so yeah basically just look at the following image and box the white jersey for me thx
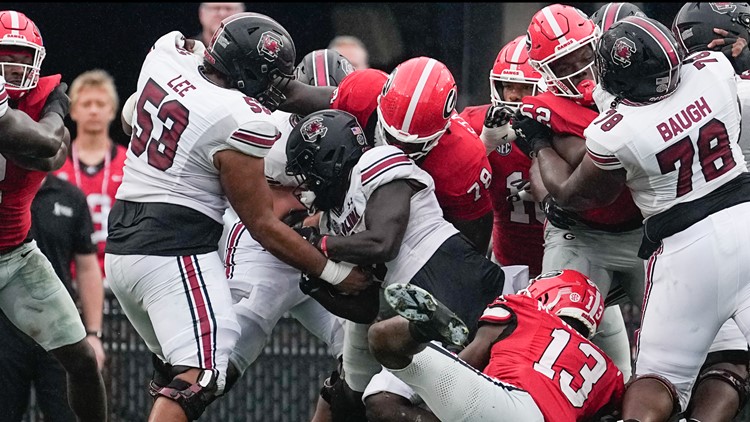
[585,51,746,219]
[320,145,458,283]
[116,31,280,223]
[264,110,300,187]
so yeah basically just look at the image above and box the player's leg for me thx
[363,367,437,422]
[289,298,346,360]
[1,242,106,422]
[0,315,36,422]
[109,252,240,421]
[687,321,749,422]
[34,348,77,421]
[624,217,733,421]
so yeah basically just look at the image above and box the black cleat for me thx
[384,283,469,347]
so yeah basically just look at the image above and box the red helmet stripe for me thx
[402,58,437,132]
[626,16,679,67]
[603,3,619,32]
[313,49,329,87]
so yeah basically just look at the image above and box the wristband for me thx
[320,235,329,257]
[318,260,355,286]
[480,124,516,155]
[86,329,103,339]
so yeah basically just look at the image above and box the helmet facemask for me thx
[489,77,540,110]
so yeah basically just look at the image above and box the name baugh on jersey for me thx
[656,96,712,142]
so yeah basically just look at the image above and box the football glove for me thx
[480,105,516,155]
[506,178,533,203]
[292,226,323,250]
[41,82,70,119]
[512,108,553,158]
[540,194,579,230]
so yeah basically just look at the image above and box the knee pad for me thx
[628,374,681,419]
[150,369,219,421]
[326,374,367,422]
[149,354,173,398]
[693,367,750,415]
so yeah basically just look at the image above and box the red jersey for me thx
[419,113,492,221]
[522,92,642,231]
[333,73,492,221]
[0,75,62,250]
[480,294,624,422]
[460,105,544,275]
[55,143,127,275]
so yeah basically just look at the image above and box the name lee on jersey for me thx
[167,75,196,97]
[656,96,712,142]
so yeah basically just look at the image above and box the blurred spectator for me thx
[0,174,103,421]
[55,70,127,282]
[328,35,370,69]
[192,2,246,46]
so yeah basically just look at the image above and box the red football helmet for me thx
[490,35,542,109]
[0,10,45,100]
[526,4,600,106]
[524,269,604,339]
[376,57,457,160]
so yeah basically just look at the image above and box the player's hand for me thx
[506,178,533,203]
[86,335,106,371]
[484,104,513,128]
[512,108,553,158]
[333,265,372,295]
[292,225,323,249]
[41,82,70,119]
[540,194,579,230]
[481,105,517,154]
[707,28,750,73]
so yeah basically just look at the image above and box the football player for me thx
[108,13,370,421]
[459,35,545,277]
[513,3,645,381]
[524,15,750,421]
[219,48,355,395]
[0,11,107,421]
[368,270,623,422]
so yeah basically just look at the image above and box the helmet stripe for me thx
[627,16,679,67]
[402,58,437,133]
[509,36,526,71]
[314,49,329,87]
[541,6,569,45]
[9,10,19,35]
[603,3,619,32]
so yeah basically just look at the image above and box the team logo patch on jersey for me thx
[496,143,512,156]
[443,88,457,119]
[257,31,283,62]
[611,37,636,68]
[710,2,737,14]
[300,117,328,142]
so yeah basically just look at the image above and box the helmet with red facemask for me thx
[490,35,542,109]
[526,4,600,106]
[0,10,45,100]
[376,57,458,160]
[524,269,604,339]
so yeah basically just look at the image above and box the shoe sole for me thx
[384,283,469,346]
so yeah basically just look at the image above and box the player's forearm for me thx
[75,254,104,333]
[0,110,65,158]
[325,231,400,266]
[252,216,328,276]
[536,147,596,210]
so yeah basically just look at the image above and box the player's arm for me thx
[5,125,70,171]
[458,323,506,370]
[216,149,371,294]
[277,78,336,116]
[75,252,105,369]
[447,212,493,254]
[121,92,137,137]
[535,145,626,211]
[325,179,418,266]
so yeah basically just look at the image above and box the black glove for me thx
[484,104,514,128]
[41,82,70,119]
[292,226,323,250]
[506,178,532,203]
[512,108,553,158]
[540,194,579,230]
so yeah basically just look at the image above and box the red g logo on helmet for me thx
[300,116,328,143]
[257,31,283,62]
[611,37,636,68]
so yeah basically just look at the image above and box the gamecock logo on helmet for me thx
[710,3,738,14]
[257,31,283,62]
[300,117,328,143]
[611,37,636,68]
